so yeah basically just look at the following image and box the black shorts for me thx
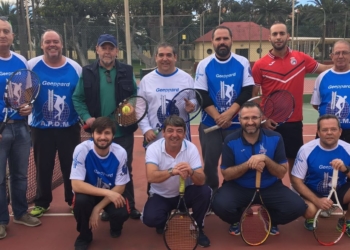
[312,182,350,210]
[275,121,303,159]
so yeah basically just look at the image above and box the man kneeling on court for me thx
[70,117,130,250]
[291,114,350,236]
[142,115,211,248]
[211,101,307,236]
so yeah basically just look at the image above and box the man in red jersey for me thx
[252,22,332,178]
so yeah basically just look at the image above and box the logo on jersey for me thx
[41,89,70,127]
[290,57,297,65]
[121,163,128,176]
[72,151,83,168]
[259,144,267,154]
[215,81,237,112]
[196,73,203,81]
[268,61,275,66]
[326,91,350,119]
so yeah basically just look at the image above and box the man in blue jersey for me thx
[142,115,211,247]
[29,30,82,218]
[0,17,41,239]
[194,25,254,194]
[311,40,350,142]
[291,115,350,235]
[72,34,141,220]
[212,102,306,236]
[70,117,130,250]
[138,42,196,146]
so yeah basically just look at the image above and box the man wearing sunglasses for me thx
[72,34,141,220]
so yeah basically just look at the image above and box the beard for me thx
[93,139,113,150]
[242,124,260,135]
[215,44,231,58]
[271,40,288,51]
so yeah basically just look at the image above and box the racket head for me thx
[115,95,148,126]
[313,169,345,246]
[167,88,202,123]
[5,69,41,109]
[163,206,199,250]
[263,90,295,125]
[240,171,271,246]
[240,203,271,246]
[313,204,345,246]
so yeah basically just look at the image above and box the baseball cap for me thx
[97,34,118,47]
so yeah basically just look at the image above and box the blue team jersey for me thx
[311,69,350,129]
[221,128,287,188]
[28,56,82,128]
[70,140,130,189]
[0,51,28,121]
[293,139,349,196]
[195,53,254,128]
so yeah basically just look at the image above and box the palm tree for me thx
[0,1,17,24]
[252,0,292,27]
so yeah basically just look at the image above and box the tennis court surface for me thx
[3,124,349,250]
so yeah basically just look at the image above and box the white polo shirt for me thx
[146,138,202,198]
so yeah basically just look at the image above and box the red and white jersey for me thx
[252,48,318,122]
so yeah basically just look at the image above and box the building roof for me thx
[195,22,270,42]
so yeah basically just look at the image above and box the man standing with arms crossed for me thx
[195,25,254,194]
[29,30,82,217]
[72,34,141,219]
[252,22,331,176]
[0,16,41,240]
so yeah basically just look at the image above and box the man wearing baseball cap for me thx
[73,34,141,224]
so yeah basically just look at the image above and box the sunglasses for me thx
[0,16,9,21]
[105,70,112,84]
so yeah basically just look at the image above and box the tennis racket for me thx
[240,171,271,246]
[0,69,41,134]
[313,169,346,246]
[82,95,148,130]
[143,88,202,147]
[203,90,295,134]
[163,177,199,250]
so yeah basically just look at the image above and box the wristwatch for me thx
[168,168,174,176]
[342,166,350,174]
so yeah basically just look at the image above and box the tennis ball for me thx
[122,106,130,114]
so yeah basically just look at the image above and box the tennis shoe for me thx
[198,230,210,247]
[0,225,6,239]
[337,218,350,237]
[229,222,240,236]
[13,213,41,227]
[269,225,280,235]
[320,210,331,218]
[304,219,314,231]
[30,206,50,218]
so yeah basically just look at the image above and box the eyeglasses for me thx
[240,116,261,122]
[332,51,350,57]
[0,16,9,21]
[105,70,112,84]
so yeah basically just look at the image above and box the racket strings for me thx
[116,96,148,126]
[167,89,201,123]
[241,204,271,246]
[314,207,345,245]
[6,70,40,109]
[263,91,294,123]
[164,214,198,250]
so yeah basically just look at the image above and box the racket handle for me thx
[142,129,160,148]
[179,177,185,194]
[0,123,6,135]
[203,125,220,134]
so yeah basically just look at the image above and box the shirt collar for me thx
[268,47,292,59]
